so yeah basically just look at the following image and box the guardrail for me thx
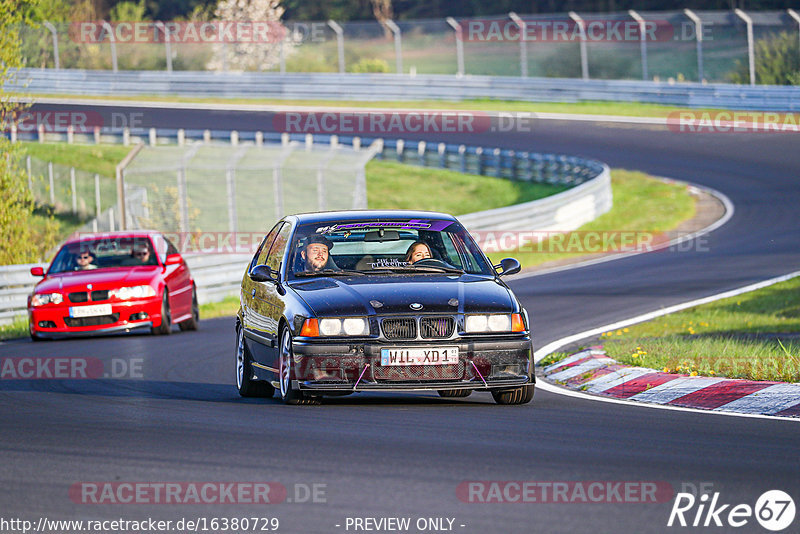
[9,69,800,111]
[2,128,611,326]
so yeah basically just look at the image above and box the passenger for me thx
[405,241,432,264]
[122,245,154,266]
[301,234,334,272]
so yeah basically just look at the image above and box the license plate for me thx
[380,347,459,366]
[69,304,112,318]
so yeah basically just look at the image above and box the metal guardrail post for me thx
[568,12,589,80]
[684,9,704,82]
[154,21,173,72]
[101,21,118,72]
[446,17,464,77]
[629,10,648,81]
[327,20,345,74]
[42,22,59,70]
[508,12,527,78]
[385,19,403,74]
[735,9,755,86]
[788,10,800,67]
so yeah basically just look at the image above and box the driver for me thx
[405,241,432,264]
[301,234,334,272]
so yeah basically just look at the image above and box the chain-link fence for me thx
[121,141,376,234]
[25,155,117,232]
[18,10,800,83]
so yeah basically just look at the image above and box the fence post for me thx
[438,143,446,168]
[70,167,77,213]
[38,124,45,143]
[353,137,361,151]
[26,155,32,193]
[94,174,101,220]
[508,12,527,78]
[256,131,263,146]
[396,139,404,162]
[493,148,501,177]
[629,10,648,81]
[154,21,173,72]
[385,19,403,74]
[123,128,130,146]
[446,17,464,76]
[684,9,704,82]
[735,9,755,86]
[417,141,426,165]
[48,162,55,205]
[94,126,101,144]
[67,125,74,144]
[568,12,589,80]
[115,143,143,231]
[149,128,157,146]
[101,21,118,72]
[327,20,345,73]
[305,133,313,151]
[476,147,484,175]
[177,129,185,146]
[231,130,239,146]
[10,123,16,143]
[788,10,800,68]
[458,144,466,173]
[43,22,60,70]
[203,129,211,143]
[109,207,115,232]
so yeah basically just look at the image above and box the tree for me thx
[0,0,59,264]
[729,31,800,85]
[207,0,298,72]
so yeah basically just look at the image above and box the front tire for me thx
[278,328,320,405]
[491,384,534,405]
[179,285,199,331]
[151,291,171,335]
[236,323,274,398]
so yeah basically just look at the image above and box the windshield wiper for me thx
[294,269,365,277]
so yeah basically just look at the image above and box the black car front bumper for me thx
[291,336,533,391]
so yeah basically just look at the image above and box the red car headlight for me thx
[31,292,63,306]
[110,285,156,300]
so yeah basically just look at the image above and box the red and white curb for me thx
[542,348,800,418]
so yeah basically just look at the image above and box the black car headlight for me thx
[300,317,370,337]
[464,313,525,333]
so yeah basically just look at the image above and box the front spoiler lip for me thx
[296,376,533,392]
[32,321,153,339]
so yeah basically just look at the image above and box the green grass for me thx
[0,316,29,341]
[199,295,240,319]
[487,170,696,268]
[20,142,133,177]
[366,160,568,215]
[15,93,744,119]
[548,276,800,382]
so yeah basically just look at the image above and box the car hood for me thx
[35,267,159,293]
[288,274,516,316]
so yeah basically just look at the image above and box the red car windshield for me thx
[49,237,158,273]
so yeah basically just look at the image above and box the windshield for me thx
[288,218,494,278]
[49,237,158,274]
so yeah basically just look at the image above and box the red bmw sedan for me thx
[28,231,198,340]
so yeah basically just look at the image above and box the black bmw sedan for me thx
[235,210,534,405]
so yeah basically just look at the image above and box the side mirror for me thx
[30,266,45,277]
[250,264,277,283]
[165,253,182,266]
[494,257,521,277]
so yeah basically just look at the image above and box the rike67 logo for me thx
[668,489,795,531]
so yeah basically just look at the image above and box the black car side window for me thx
[250,222,283,273]
[265,223,292,273]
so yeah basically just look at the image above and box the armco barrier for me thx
[8,69,800,111]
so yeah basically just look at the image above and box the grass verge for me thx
[546,276,800,382]
[367,160,567,215]
[487,170,696,268]
[16,94,736,119]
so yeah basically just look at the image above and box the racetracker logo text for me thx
[457,481,674,503]
[70,482,287,504]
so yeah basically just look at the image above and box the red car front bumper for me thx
[29,296,163,338]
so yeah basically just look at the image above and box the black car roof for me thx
[289,210,459,225]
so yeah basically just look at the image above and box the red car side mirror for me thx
[30,266,45,277]
[165,254,182,266]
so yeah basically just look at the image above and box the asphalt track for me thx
[2,103,799,533]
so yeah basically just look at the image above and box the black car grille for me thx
[91,290,109,301]
[420,317,455,339]
[64,314,119,327]
[381,318,416,340]
[68,290,109,302]
[68,292,88,303]
[373,360,464,381]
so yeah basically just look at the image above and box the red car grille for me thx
[68,290,109,302]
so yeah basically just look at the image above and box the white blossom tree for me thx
[207,0,298,72]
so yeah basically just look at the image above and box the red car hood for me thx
[35,267,159,293]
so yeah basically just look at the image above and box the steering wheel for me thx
[412,258,453,268]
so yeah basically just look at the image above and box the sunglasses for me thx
[135,251,149,256]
